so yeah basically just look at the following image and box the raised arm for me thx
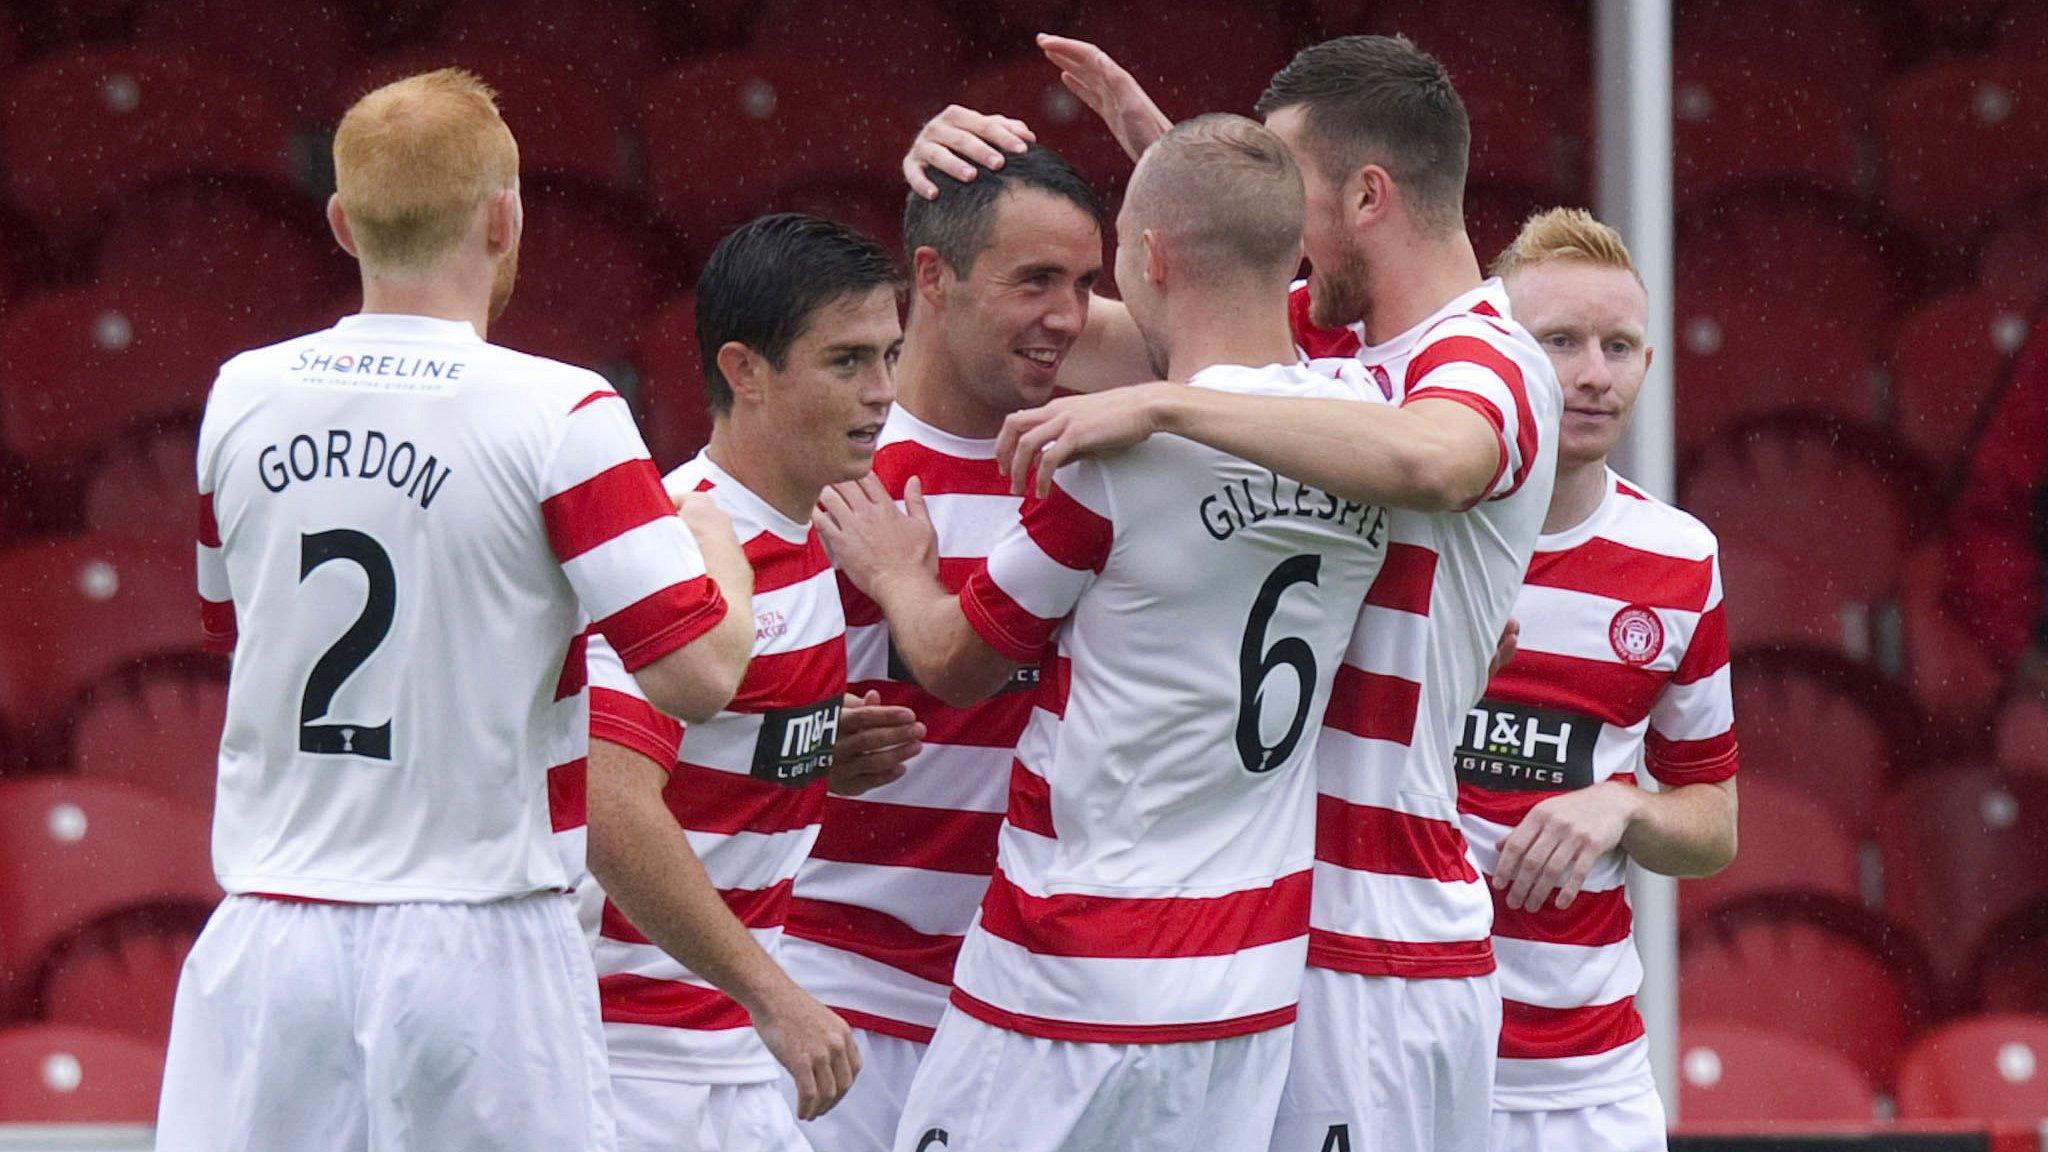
[815,475,1019,707]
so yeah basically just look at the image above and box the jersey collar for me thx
[333,313,485,343]
[1361,278,1514,363]
[681,451,814,545]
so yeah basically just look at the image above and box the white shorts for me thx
[615,1074,811,1152]
[781,1027,925,1152]
[156,892,614,1152]
[1489,1086,1667,1152]
[1271,968,1500,1152]
[893,1005,1293,1152]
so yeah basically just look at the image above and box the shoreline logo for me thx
[1607,604,1664,667]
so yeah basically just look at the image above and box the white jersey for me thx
[195,313,725,903]
[568,453,847,1084]
[1458,471,1737,1111]
[782,408,1031,1044]
[950,361,1389,1042]
[1291,279,1564,979]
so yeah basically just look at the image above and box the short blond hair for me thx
[1490,207,1639,282]
[333,68,519,269]
[1128,113,1305,282]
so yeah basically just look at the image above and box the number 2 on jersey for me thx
[298,529,395,759]
[1235,554,1322,774]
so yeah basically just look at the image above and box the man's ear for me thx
[485,187,520,256]
[1352,164,1394,230]
[1642,344,1655,374]
[327,195,358,258]
[716,341,768,406]
[1141,228,1168,289]
[912,246,953,311]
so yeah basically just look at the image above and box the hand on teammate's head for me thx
[904,105,1037,199]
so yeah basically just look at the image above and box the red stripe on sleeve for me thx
[1498,997,1645,1061]
[1406,386,1509,509]
[1005,759,1056,839]
[541,458,676,563]
[1323,665,1420,746]
[198,494,221,547]
[1315,794,1479,882]
[199,598,237,653]
[568,389,619,414]
[599,974,752,1031]
[553,631,588,702]
[590,576,729,673]
[1364,543,1438,615]
[1404,333,1538,498]
[1674,603,1730,684]
[959,570,1061,664]
[1645,729,1739,786]
[977,868,1310,959]
[590,685,684,769]
[1021,482,1113,574]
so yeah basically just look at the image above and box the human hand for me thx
[902,104,1038,199]
[996,383,1173,498]
[830,690,924,796]
[1037,34,1173,161]
[1491,781,1643,912]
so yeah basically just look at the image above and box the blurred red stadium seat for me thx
[635,294,716,472]
[1887,287,2035,470]
[37,905,206,1046]
[0,1023,164,1123]
[641,55,921,251]
[65,660,225,819]
[1880,56,2048,241]
[778,177,907,266]
[957,58,1141,200]
[433,0,665,113]
[1880,766,2048,984]
[1680,416,1924,657]
[1996,690,2048,779]
[1969,900,2048,1016]
[133,0,357,117]
[1673,54,1865,209]
[1680,776,1863,923]
[1899,537,2006,731]
[1681,901,1931,1087]
[0,47,294,236]
[0,777,216,1016]
[1068,2,1294,122]
[91,178,345,320]
[1456,69,1587,200]
[1323,0,1586,116]
[748,0,970,112]
[1678,1021,1877,1124]
[0,285,313,481]
[0,536,206,744]
[1896,1014,2048,1122]
[1728,648,1903,835]
[1464,183,1560,273]
[489,191,664,377]
[1673,0,1891,99]
[1973,192,2048,300]
[1712,538,1873,656]
[334,51,627,189]
[81,422,203,549]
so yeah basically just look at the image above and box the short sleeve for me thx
[1401,330,1540,506]
[958,461,1113,663]
[587,630,685,769]
[540,389,728,672]
[1645,553,1739,786]
[194,394,236,653]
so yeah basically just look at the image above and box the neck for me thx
[1544,455,1609,534]
[892,313,1008,440]
[1161,287,1300,382]
[705,421,821,526]
[1359,230,1483,346]
[357,269,493,340]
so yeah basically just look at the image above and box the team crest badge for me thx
[1608,605,1664,667]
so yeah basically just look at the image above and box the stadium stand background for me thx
[0,0,2043,1141]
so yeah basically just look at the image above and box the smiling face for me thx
[935,187,1102,418]
[755,285,903,488]
[1505,259,1652,470]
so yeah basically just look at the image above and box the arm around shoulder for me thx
[630,495,755,723]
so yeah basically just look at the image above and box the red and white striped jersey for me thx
[566,452,847,1084]
[782,408,1032,1043]
[951,361,1390,1043]
[195,313,725,903]
[1292,280,1564,980]
[1456,471,1737,1111]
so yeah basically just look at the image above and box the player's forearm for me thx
[868,569,1015,707]
[585,742,803,1016]
[1148,388,1493,511]
[643,516,754,722]
[1620,778,1738,878]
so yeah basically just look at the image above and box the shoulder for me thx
[1192,361,1367,402]
[477,345,622,416]
[1610,475,1721,561]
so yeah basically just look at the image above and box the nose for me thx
[863,361,896,408]
[1041,289,1087,337]
[1573,349,1613,395]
